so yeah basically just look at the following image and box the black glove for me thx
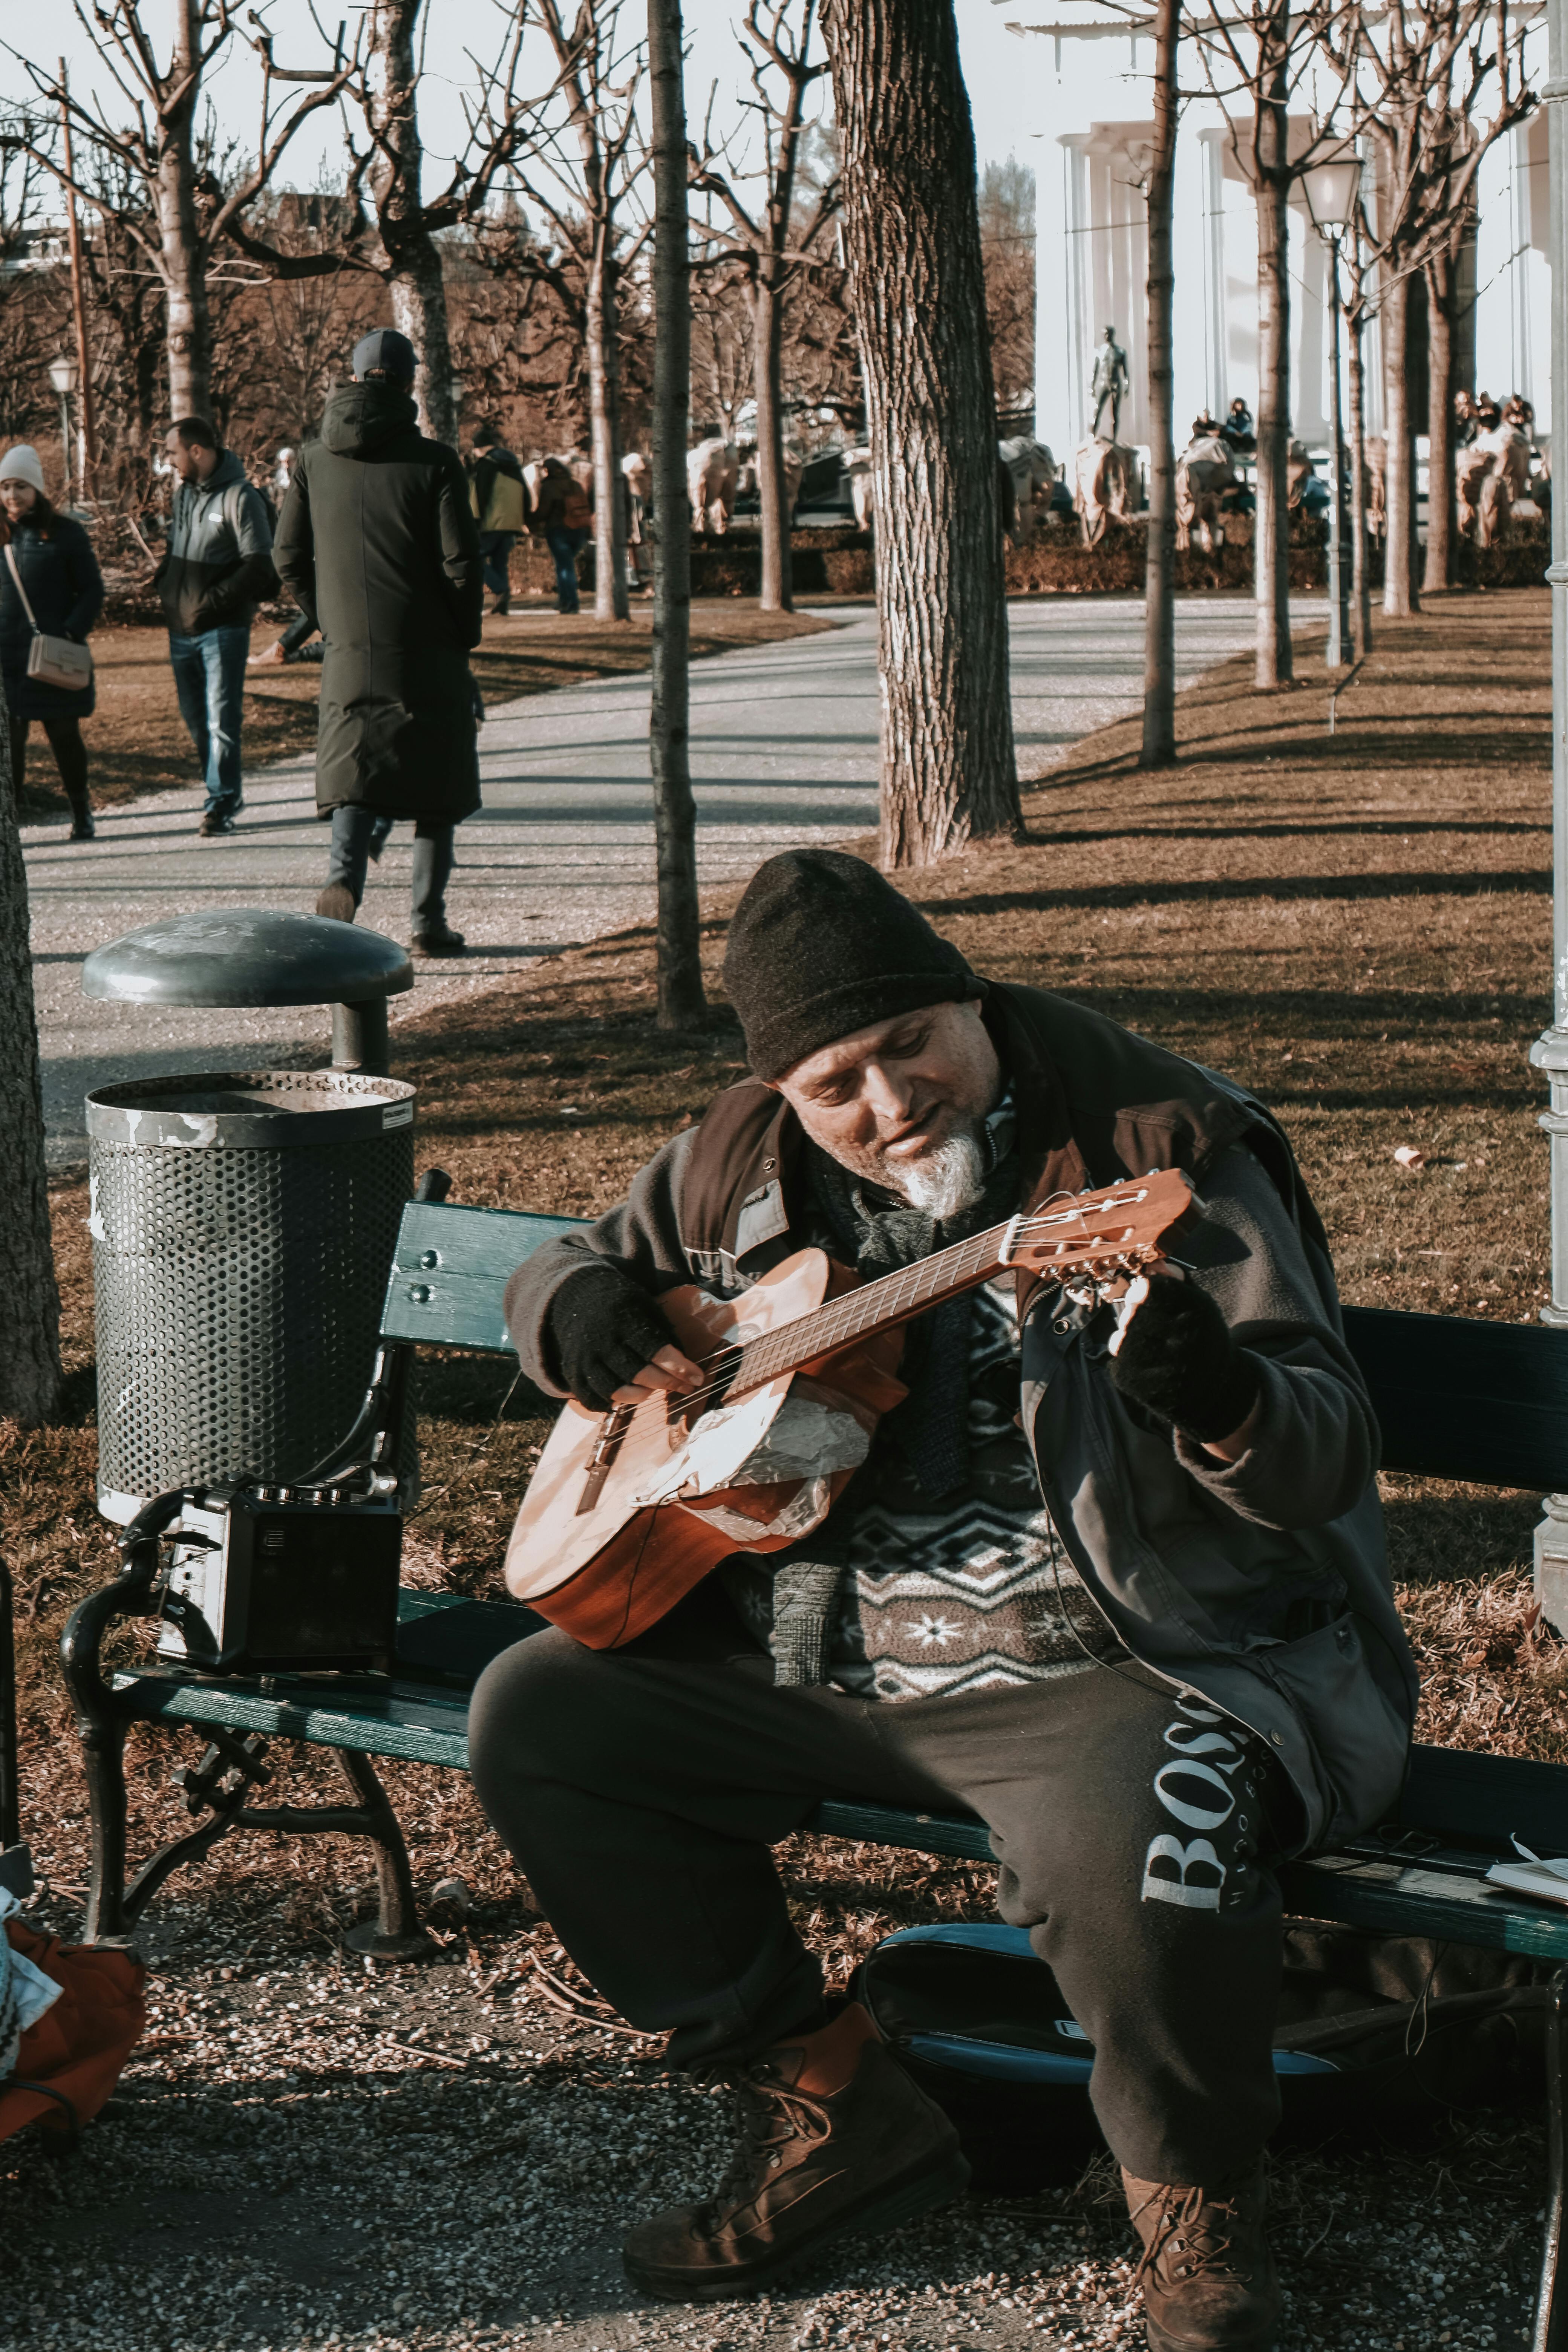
[1107,1273,1262,1446]
[547,1262,679,1411]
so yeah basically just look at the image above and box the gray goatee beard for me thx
[885,1116,988,1219]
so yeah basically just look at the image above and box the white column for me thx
[1200,130,1228,419]
[1170,126,1211,432]
[1035,100,1076,459]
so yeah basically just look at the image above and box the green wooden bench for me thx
[58,1175,1568,2340]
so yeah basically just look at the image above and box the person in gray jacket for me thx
[158,418,277,835]
[470,850,1414,2349]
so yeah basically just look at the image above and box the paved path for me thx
[24,597,1314,1158]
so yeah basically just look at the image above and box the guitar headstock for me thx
[1000,1168,1198,1281]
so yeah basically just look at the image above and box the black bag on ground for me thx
[853,1921,1550,2193]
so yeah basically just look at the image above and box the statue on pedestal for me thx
[1090,326,1130,440]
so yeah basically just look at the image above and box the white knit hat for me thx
[0,444,46,495]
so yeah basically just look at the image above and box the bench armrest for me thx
[59,1496,179,1722]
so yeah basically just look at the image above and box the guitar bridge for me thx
[576,1404,633,1516]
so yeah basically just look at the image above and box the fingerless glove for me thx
[1108,1275,1262,1446]
[547,1263,678,1411]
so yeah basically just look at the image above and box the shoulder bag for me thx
[3,543,93,693]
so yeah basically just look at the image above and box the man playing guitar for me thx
[470,850,1415,2352]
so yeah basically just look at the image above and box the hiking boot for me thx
[316,884,357,923]
[199,811,234,836]
[622,2003,969,2304]
[68,808,95,841]
[1123,2164,1280,2351]
[411,922,466,957]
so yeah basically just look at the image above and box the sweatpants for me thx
[469,1583,1298,2187]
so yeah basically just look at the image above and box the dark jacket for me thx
[504,983,1417,1853]
[274,383,483,823]
[156,450,277,638]
[0,507,104,720]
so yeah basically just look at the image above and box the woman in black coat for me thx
[0,444,104,839]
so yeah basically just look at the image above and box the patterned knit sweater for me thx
[827,1277,1117,1700]
[725,1095,1119,1701]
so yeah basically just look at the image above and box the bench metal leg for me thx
[74,1717,431,1963]
[1534,1964,1568,2352]
[72,1648,135,1945]
[333,1749,429,1961]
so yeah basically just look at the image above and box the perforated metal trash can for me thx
[88,1070,415,1524]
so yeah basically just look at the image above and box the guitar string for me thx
[609,1199,1167,1434]
[595,1191,1173,1440]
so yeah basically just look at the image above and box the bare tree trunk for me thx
[1253,78,1293,689]
[1424,254,1454,594]
[368,0,457,446]
[1140,0,1179,768]
[0,724,62,1425]
[586,236,631,622]
[159,0,214,419]
[1346,295,1373,656]
[822,0,1020,866]
[648,0,705,1027]
[754,279,793,613]
[1381,268,1418,615]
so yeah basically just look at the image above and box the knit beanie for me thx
[724,850,980,1080]
[0,445,46,496]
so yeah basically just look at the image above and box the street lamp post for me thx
[1303,155,1363,668]
[47,354,78,509]
[1531,0,1568,1626]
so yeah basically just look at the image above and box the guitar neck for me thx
[726,1220,1017,1396]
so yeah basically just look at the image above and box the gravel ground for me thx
[0,1871,1545,2352]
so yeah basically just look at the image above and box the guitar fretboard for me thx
[724,1221,1015,1396]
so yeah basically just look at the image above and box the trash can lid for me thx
[81,910,414,1008]
[86,1068,415,1149]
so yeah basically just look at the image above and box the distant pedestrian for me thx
[621,452,653,595]
[158,417,278,836]
[274,326,483,959]
[468,423,529,616]
[0,443,103,839]
[530,456,591,615]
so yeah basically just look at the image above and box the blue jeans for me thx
[479,531,515,601]
[168,624,250,817]
[326,804,456,934]
[544,525,588,612]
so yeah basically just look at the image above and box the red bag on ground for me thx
[0,1920,146,2146]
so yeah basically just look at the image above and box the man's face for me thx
[165,430,213,482]
[772,998,1001,1206]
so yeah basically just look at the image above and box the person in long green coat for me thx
[274,328,483,957]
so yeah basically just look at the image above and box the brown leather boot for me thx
[622,2003,969,2303]
[1123,2163,1280,2350]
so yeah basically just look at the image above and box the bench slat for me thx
[112,1663,473,1771]
[1342,1304,1568,1491]
[381,1202,588,1354]
[1282,1851,1568,1960]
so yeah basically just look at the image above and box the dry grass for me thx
[13,603,826,816]
[5,586,1561,1967]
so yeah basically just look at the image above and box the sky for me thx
[4,1,1043,203]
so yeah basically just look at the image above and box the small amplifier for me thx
[155,1482,403,1675]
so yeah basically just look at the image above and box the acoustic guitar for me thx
[504,1167,1198,1647]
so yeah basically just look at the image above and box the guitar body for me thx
[504,1248,907,1648]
